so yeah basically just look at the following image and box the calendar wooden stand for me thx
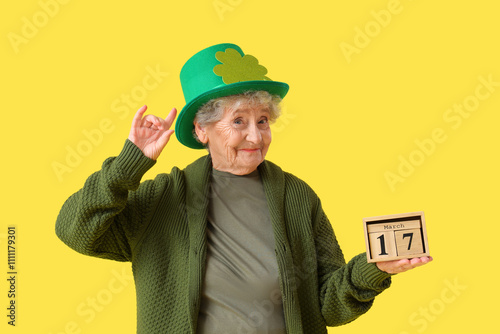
[363,211,430,263]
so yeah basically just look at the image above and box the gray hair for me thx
[193,90,282,144]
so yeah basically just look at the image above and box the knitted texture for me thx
[56,139,392,333]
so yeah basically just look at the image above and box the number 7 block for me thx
[363,211,430,263]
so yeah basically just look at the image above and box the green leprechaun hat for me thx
[175,43,289,149]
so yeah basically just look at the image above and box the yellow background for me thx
[1,0,498,333]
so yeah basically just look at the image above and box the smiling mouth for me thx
[239,148,260,152]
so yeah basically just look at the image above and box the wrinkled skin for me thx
[194,101,272,175]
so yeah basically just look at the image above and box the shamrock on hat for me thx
[213,48,271,84]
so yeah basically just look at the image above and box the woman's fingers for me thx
[152,109,177,152]
[164,108,178,128]
[128,105,178,160]
[156,129,175,150]
[376,256,433,274]
[131,105,148,129]
[134,107,177,130]
[410,256,433,268]
[142,114,162,130]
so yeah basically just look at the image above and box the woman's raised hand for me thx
[128,105,177,160]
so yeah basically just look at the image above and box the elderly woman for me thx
[56,43,432,334]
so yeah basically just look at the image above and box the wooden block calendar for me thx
[363,212,430,263]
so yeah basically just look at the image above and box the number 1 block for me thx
[363,212,430,263]
[368,231,397,259]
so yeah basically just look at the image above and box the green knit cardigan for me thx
[55,140,392,333]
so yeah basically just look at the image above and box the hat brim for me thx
[175,80,289,149]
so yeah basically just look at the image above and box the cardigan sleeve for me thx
[314,204,392,326]
[55,139,162,262]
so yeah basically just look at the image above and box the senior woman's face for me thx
[194,100,272,175]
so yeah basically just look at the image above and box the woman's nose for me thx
[246,124,262,143]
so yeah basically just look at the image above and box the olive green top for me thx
[198,168,285,333]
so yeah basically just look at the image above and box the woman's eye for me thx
[259,118,268,124]
[234,118,243,125]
